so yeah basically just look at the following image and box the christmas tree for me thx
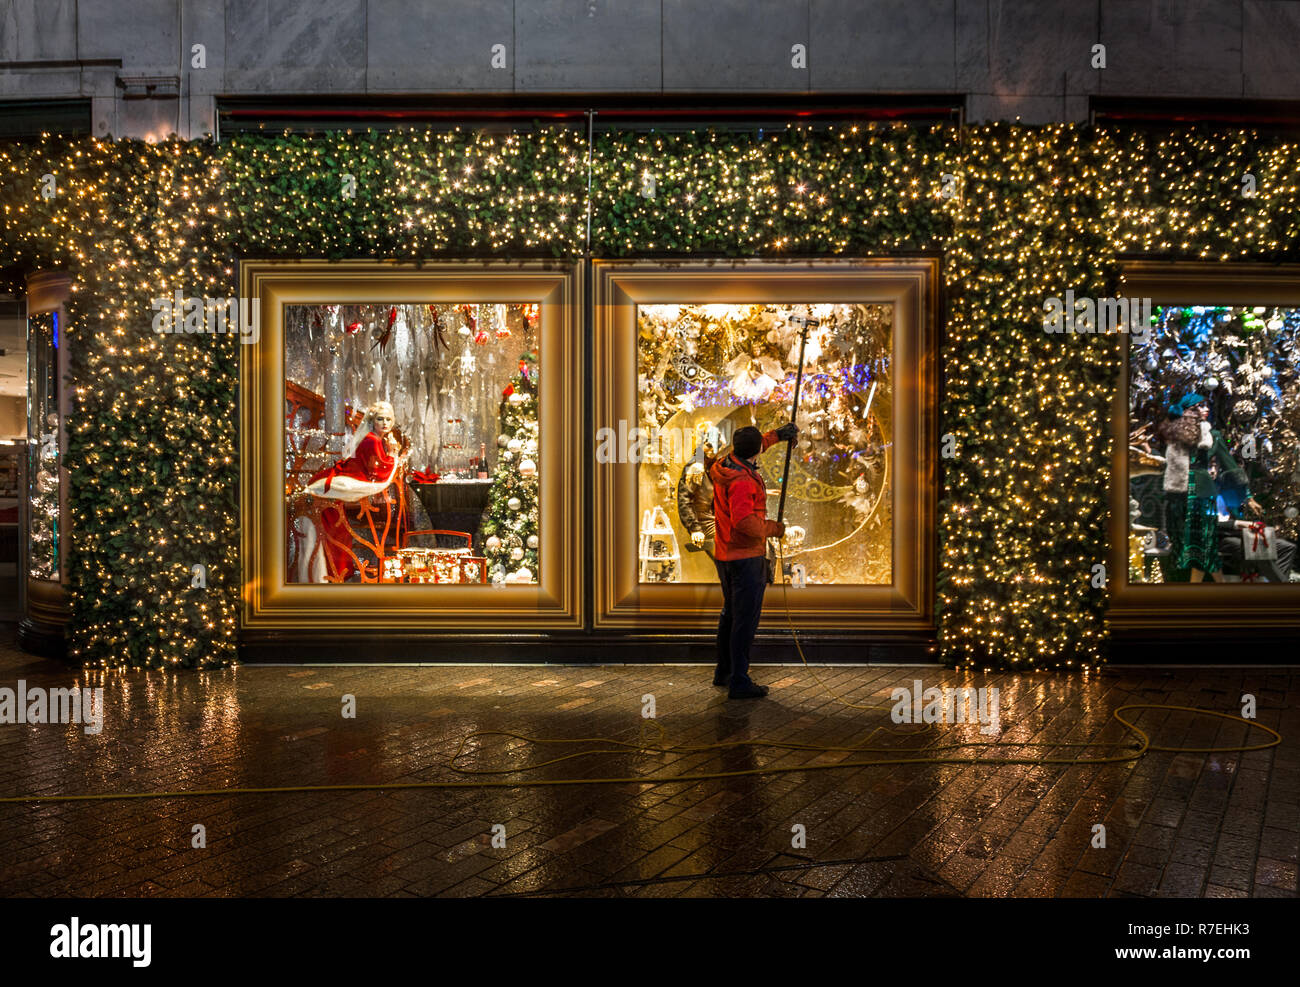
[479,352,540,583]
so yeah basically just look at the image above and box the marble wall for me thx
[0,0,1297,137]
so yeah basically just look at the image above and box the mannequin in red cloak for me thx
[300,400,437,581]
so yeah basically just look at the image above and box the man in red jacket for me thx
[710,422,798,699]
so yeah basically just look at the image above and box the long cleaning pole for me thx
[775,320,813,525]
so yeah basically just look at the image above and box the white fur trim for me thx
[1163,442,1190,493]
[303,456,401,501]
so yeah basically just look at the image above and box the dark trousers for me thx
[1219,531,1297,584]
[713,555,768,687]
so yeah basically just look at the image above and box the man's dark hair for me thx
[732,426,763,460]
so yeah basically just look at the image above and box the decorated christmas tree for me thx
[479,352,540,583]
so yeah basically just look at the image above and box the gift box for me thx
[392,548,488,583]
[1242,523,1278,561]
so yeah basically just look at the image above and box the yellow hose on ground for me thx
[0,543,1282,805]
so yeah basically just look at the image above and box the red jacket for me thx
[710,431,781,561]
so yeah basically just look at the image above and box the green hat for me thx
[1168,393,1206,417]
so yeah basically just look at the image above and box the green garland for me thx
[3,124,1300,668]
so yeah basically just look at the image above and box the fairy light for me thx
[2,124,1297,669]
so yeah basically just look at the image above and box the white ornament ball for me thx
[1205,376,1220,391]
[1285,506,1299,520]
[507,438,523,453]
[508,391,528,406]
[514,567,533,583]
[1260,365,1274,379]
[498,434,511,448]
[510,546,524,561]
[485,535,502,551]
[518,458,537,478]
[526,534,539,549]
[507,497,522,511]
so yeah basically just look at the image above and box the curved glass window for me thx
[27,311,59,582]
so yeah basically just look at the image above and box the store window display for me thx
[636,303,893,586]
[1128,305,1300,585]
[283,302,540,585]
[27,311,60,581]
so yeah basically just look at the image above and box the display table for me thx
[412,480,493,556]
[412,478,493,516]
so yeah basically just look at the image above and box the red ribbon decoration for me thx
[372,306,397,352]
[1249,521,1269,551]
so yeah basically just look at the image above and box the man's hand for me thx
[1246,497,1264,517]
[774,521,786,538]
[776,422,799,442]
[690,531,705,547]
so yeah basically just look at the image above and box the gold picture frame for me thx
[592,258,939,632]
[239,260,583,631]
[1109,261,1300,632]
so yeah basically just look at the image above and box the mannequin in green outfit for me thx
[1158,394,1230,582]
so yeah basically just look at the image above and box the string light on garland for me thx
[3,124,1299,669]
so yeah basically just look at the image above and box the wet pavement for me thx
[0,640,1295,898]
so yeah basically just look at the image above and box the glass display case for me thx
[18,271,72,657]
[27,310,60,582]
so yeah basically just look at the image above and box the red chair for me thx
[401,529,472,550]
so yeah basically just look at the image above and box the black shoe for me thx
[728,682,769,700]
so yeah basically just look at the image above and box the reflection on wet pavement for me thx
[0,642,1295,898]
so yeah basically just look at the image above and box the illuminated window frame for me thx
[592,258,939,632]
[239,260,584,632]
[1110,261,1300,633]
